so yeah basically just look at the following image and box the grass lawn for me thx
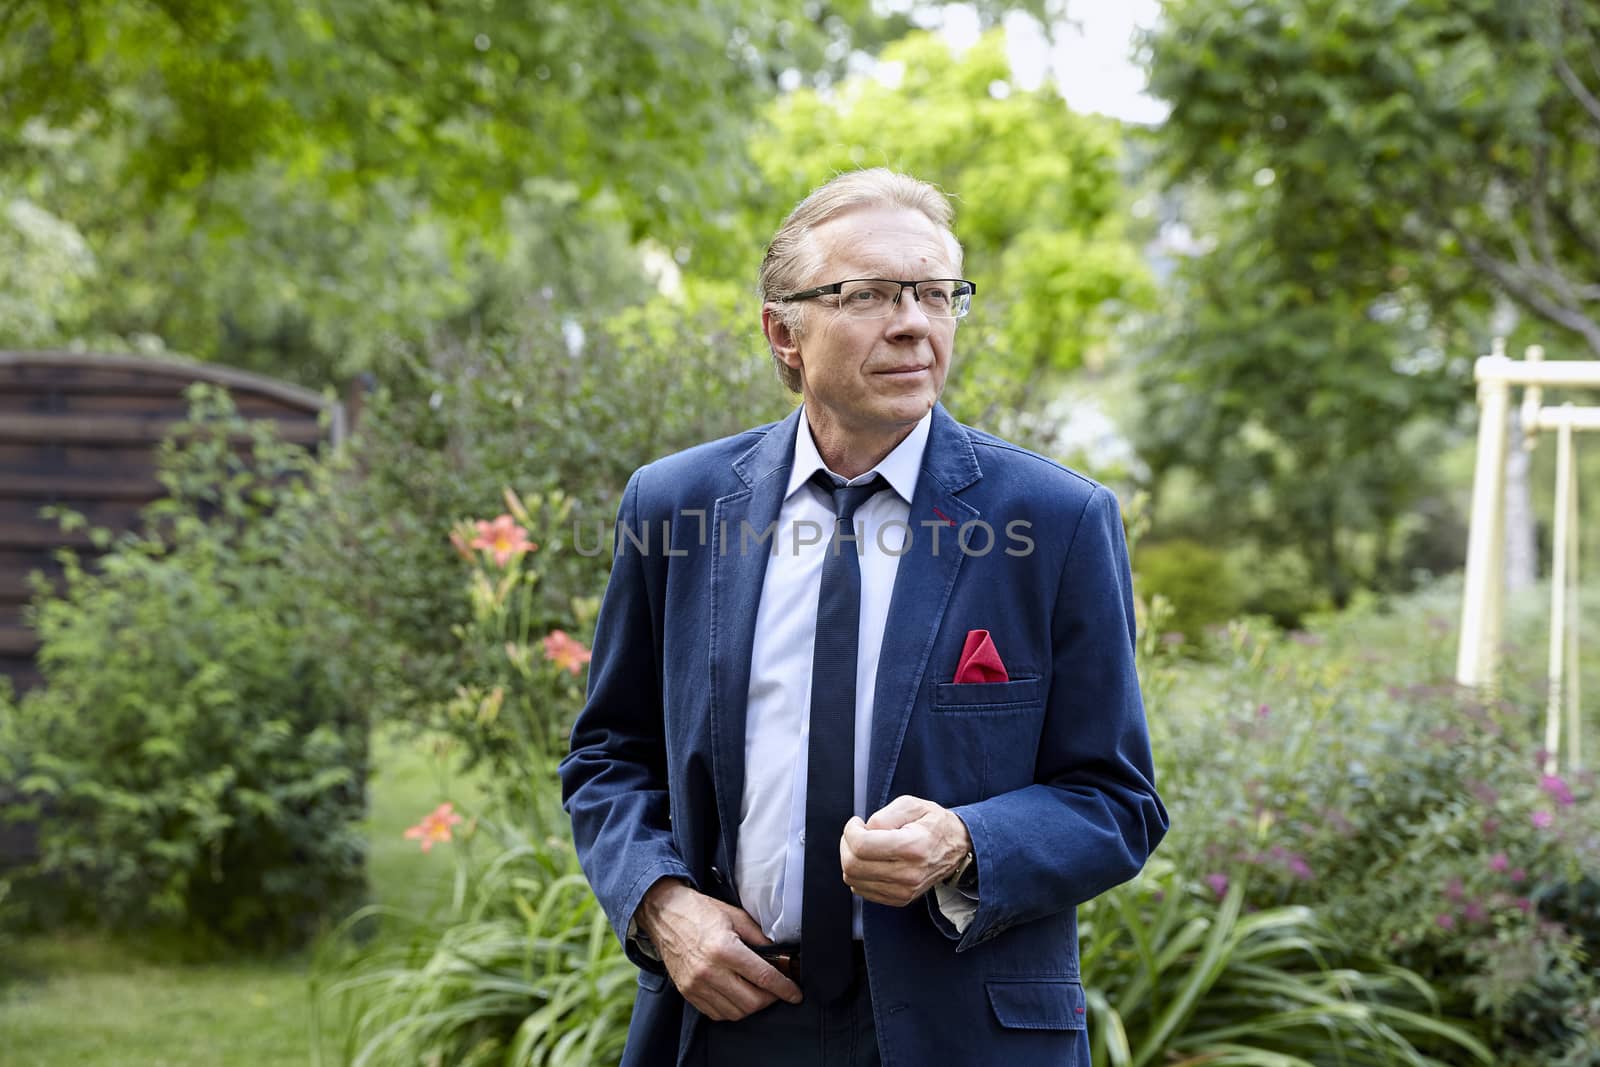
[0,728,489,1067]
[0,934,334,1067]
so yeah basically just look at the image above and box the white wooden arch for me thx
[1457,343,1599,773]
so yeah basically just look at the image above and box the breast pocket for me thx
[932,676,1042,711]
[931,677,1046,796]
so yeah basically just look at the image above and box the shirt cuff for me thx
[932,883,979,933]
[626,916,663,961]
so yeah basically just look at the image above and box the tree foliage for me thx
[1147,0,1600,355]
[0,1,1063,382]
[4,0,838,236]
[1133,0,1600,607]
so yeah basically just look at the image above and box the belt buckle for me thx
[753,944,804,987]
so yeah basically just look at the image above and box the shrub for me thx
[1145,587,1600,1065]
[5,387,365,949]
[439,489,596,815]
[1082,860,1491,1066]
[300,290,792,736]
[1133,538,1249,645]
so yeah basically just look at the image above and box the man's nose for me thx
[885,285,933,337]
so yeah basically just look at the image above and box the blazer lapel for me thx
[868,405,982,810]
[709,407,802,879]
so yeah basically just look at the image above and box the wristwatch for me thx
[942,849,977,892]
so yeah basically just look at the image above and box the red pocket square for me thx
[954,629,1009,683]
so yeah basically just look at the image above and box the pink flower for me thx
[470,515,537,566]
[542,630,593,676]
[1286,855,1314,881]
[1488,852,1510,873]
[1320,806,1354,835]
[1514,897,1532,913]
[403,802,463,853]
[1469,782,1500,806]
[1443,878,1465,901]
[1510,867,1527,883]
[1532,809,1555,830]
[1204,872,1230,899]
[1435,913,1456,930]
[1256,703,1271,720]
[1464,901,1488,923]
[1539,774,1575,807]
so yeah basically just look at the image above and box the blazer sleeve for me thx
[559,468,695,971]
[941,485,1169,950]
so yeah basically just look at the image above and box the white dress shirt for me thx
[735,407,934,942]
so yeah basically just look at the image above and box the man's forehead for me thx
[810,206,957,273]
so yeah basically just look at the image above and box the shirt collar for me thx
[785,406,932,505]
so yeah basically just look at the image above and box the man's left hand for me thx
[839,795,972,907]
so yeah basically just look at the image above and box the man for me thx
[560,169,1166,1067]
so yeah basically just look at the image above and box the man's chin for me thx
[871,396,938,431]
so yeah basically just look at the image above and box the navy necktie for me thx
[802,469,888,1003]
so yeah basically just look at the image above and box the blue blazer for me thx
[560,404,1167,1067]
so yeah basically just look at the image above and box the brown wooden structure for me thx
[0,351,345,695]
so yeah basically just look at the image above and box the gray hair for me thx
[759,169,963,393]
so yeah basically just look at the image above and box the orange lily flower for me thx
[542,630,593,676]
[470,514,536,566]
[403,802,463,853]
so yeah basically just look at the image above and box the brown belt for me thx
[752,941,867,987]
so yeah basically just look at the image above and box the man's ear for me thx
[761,305,803,374]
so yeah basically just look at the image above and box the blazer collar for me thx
[732,402,980,495]
[918,403,982,495]
[732,405,803,490]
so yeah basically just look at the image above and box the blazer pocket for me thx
[986,977,1087,1031]
[934,676,1042,710]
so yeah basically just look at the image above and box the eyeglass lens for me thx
[837,280,971,319]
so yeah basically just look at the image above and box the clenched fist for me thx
[839,795,973,907]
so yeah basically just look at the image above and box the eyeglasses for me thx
[776,278,976,320]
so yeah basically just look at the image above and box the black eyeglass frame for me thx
[775,277,977,317]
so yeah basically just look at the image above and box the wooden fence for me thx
[0,350,344,696]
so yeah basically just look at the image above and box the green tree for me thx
[1134,217,1464,608]
[1133,0,1600,608]
[1146,0,1600,355]
[0,1,1059,382]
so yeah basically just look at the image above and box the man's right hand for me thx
[634,877,804,1021]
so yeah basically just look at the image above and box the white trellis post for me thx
[1457,345,1512,688]
[1458,345,1600,774]
[1540,405,1586,774]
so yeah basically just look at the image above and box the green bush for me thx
[1133,538,1249,645]
[1146,587,1600,1065]
[436,486,597,815]
[301,289,792,735]
[1082,860,1490,1066]
[1134,538,1333,646]
[4,387,365,950]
